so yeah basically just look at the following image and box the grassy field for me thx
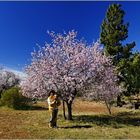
[0,98,140,139]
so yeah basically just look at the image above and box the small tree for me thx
[84,63,123,115]
[21,31,116,120]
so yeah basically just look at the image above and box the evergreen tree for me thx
[100,3,136,106]
[100,3,135,64]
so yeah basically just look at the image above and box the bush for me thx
[0,87,31,109]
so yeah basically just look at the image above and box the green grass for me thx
[0,99,140,139]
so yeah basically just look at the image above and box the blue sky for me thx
[0,1,140,72]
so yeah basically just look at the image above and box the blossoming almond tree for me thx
[21,30,121,119]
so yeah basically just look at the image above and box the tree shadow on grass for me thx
[74,111,140,128]
[60,125,92,129]
[28,106,48,110]
[17,105,48,111]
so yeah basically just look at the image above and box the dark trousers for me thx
[49,109,58,127]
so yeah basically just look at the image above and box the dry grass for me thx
[73,98,119,114]
[0,98,140,139]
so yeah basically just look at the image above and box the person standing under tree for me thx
[47,90,61,128]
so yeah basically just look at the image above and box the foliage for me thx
[0,87,31,109]
[128,53,140,94]
[120,53,140,98]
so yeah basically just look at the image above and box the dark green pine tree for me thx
[100,3,135,65]
[100,3,136,106]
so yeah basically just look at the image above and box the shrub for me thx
[0,87,31,109]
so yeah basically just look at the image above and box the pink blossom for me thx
[21,31,122,106]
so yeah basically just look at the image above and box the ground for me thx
[0,98,140,139]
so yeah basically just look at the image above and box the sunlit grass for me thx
[0,98,140,139]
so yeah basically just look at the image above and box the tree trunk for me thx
[134,103,140,109]
[105,100,112,115]
[62,100,67,120]
[66,101,73,120]
[117,95,122,107]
